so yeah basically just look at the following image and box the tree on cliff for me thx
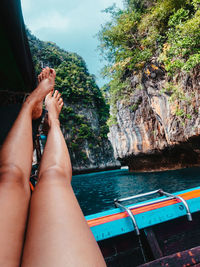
[98,0,200,124]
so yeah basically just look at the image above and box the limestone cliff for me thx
[108,63,200,172]
[99,0,200,172]
[61,102,121,173]
[27,29,120,173]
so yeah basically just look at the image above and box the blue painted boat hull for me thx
[86,187,200,266]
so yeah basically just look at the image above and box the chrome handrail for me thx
[119,195,175,210]
[114,188,192,235]
[116,189,162,203]
[159,190,192,221]
[114,201,140,235]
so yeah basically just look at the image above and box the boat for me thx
[86,187,200,266]
[1,1,200,266]
[0,0,42,168]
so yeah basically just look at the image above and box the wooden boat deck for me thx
[139,245,200,267]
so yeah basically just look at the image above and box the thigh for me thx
[0,169,30,267]
[21,173,105,267]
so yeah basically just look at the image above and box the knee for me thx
[0,163,24,185]
[38,165,72,184]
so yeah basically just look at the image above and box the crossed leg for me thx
[0,67,55,267]
[21,90,106,267]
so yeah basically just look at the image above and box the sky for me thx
[21,0,124,87]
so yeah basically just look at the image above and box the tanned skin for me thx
[0,67,106,267]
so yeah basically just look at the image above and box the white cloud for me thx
[21,0,124,34]
[58,0,123,33]
[21,0,124,86]
[28,11,70,33]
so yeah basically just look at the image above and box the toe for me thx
[59,102,64,110]
[58,97,63,105]
[41,70,45,80]
[38,70,44,81]
[50,68,56,78]
[48,90,54,97]
[45,67,50,77]
[43,68,48,78]
[57,93,61,100]
[54,90,59,98]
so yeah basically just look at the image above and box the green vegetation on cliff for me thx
[98,0,200,124]
[27,30,110,165]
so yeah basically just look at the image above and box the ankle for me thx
[22,101,34,114]
[48,117,60,128]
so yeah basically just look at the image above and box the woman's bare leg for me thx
[22,91,106,267]
[0,67,55,267]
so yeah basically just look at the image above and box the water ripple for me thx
[72,167,200,216]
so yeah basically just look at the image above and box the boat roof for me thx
[0,0,36,94]
[86,186,200,242]
[0,0,37,145]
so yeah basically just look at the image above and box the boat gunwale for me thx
[86,186,200,223]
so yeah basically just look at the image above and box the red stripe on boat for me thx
[87,189,200,227]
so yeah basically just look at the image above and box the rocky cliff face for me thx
[27,29,120,173]
[109,63,200,172]
[61,102,121,173]
[98,0,200,172]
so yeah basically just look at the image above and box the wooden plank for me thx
[151,212,200,257]
[139,246,200,267]
[99,231,146,267]
[145,228,163,259]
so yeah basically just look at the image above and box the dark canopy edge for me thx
[0,0,37,93]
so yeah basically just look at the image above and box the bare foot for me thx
[45,90,64,126]
[25,67,56,119]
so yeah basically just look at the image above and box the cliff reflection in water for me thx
[72,167,200,216]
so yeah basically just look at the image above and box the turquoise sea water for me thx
[72,167,200,216]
